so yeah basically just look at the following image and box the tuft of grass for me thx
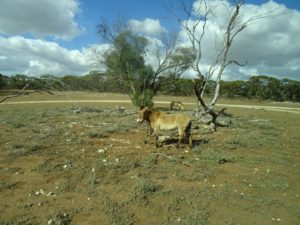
[201,149,236,165]
[47,213,72,225]
[10,142,43,157]
[85,130,108,138]
[136,179,162,194]
[11,122,26,128]
[103,197,136,225]
[142,153,158,167]
[0,181,20,191]
[183,216,209,225]
[0,216,35,225]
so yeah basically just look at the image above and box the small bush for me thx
[86,130,107,138]
[131,90,154,107]
[136,179,162,194]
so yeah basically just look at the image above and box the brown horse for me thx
[137,106,192,148]
[170,101,184,111]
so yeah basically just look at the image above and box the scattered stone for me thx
[97,149,105,153]
[47,192,55,196]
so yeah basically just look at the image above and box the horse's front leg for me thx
[144,127,154,144]
[154,127,160,148]
[155,133,159,148]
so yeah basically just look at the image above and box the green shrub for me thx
[86,130,107,138]
[131,90,154,107]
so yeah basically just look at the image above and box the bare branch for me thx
[225,60,247,67]
[0,84,54,104]
[96,15,128,44]
[97,18,115,43]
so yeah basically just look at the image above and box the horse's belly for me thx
[159,123,177,131]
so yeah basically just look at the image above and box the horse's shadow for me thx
[159,138,209,148]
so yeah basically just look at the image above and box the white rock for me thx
[98,149,105,153]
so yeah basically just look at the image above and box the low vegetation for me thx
[1,73,300,102]
[0,93,299,225]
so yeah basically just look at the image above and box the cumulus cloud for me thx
[0,0,82,40]
[143,37,165,70]
[179,0,300,80]
[0,36,107,76]
[1,0,299,81]
[129,18,166,36]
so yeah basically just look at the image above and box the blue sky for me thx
[0,0,300,80]
[59,0,300,49]
[58,0,185,49]
[60,0,300,49]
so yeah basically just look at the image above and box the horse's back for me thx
[155,112,190,130]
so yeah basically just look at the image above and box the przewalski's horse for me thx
[170,101,184,111]
[137,106,192,148]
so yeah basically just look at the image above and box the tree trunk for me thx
[193,80,228,131]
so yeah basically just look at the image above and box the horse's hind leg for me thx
[176,129,184,148]
[155,134,159,148]
[187,133,193,149]
[185,121,193,149]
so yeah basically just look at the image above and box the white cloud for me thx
[143,37,164,70]
[179,0,300,80]
[0,0,299,81]
[0,0,82,40]
[0,36,107,76]
[129,18,166,36]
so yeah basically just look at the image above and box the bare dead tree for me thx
[171,0,279,130]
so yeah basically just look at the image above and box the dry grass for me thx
[0,92,299,225]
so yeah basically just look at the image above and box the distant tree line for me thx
[0,73,299,102]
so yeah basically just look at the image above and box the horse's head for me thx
[137,106,151,124]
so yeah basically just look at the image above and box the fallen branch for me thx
[107,105,127,116]
[106,105,138,116]
[0,83,54,104]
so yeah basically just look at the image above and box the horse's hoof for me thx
[144,140,148,144]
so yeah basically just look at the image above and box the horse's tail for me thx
[185,120,193,148]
